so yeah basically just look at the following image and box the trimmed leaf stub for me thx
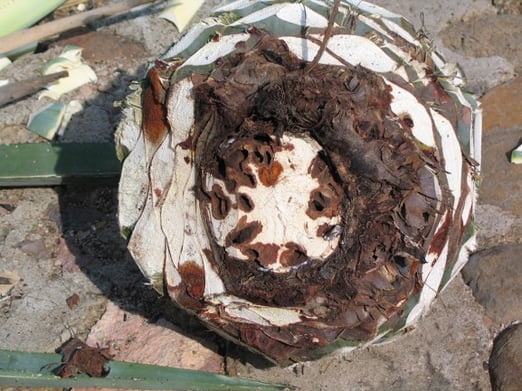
[116,0,481,364]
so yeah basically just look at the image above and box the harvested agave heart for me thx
[116,0,481,364]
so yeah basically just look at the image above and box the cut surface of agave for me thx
[116,0,481,364]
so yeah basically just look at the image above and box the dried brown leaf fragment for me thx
[55,338,113,378]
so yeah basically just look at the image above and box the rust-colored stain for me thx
[177,261,205,299]
[142,68,169,144]
[142,86,169,144]
[258,161,283,186]
[428,211,452,261]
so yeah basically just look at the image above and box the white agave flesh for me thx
[280,35,398,73]
[204,134,341,273]
[231,3,328,28]
[127,192,166,280]
[211,295,305,327]
[117,131,150,233]
[179,33,250,69]
[38,45,97,100]
[406,241,449,326]
[159,0,204,32]
[341,0,400,19]
[385,81,436,148]
[214,0,263,13]
[430,108,463,215]
[117,0,481,364]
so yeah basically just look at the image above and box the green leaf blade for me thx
[0,350,294,390]
[0,143,121,187]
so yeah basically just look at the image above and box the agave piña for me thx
[116,0,481,364]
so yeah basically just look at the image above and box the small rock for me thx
[481,78,522,131]
[17,238,48,258]
[475,204,518,249]
[66,293,81,310]
[84,302,223,375]
[462,244,522,325]
[489,323,522,391]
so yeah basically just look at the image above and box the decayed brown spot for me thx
[307,187,341,219]
[225,217,262,247]
[56,338,113,378]
[308,155,327,179]
[209,184,231,219]
[399,114,414,129]
[306,156,344,220]
[258,161,283,186]
[280,242,308,267]
[178,134,195,150]
[147,68,164,101]
[237,193,254,212]
[245,242,281,267]
[177,261,205,299]
[316,223,340,240]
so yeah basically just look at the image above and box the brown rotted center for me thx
[193,34,437,311]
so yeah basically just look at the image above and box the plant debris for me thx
[26,100,82,139]
[55,337,113,378]
[38,45,96,100]
[0,271,20,297]
[0,71,68,108]
[160,0,205,32]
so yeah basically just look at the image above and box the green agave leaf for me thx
[0,143,121,187]
[26,102,66,140]
[0,350,294,390]
[0,0,65,37]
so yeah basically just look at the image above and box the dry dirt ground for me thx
[1,1,521,390]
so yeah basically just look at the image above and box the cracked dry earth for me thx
[1,0,522,390]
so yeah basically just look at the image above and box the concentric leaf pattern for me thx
[116,0,481,364]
